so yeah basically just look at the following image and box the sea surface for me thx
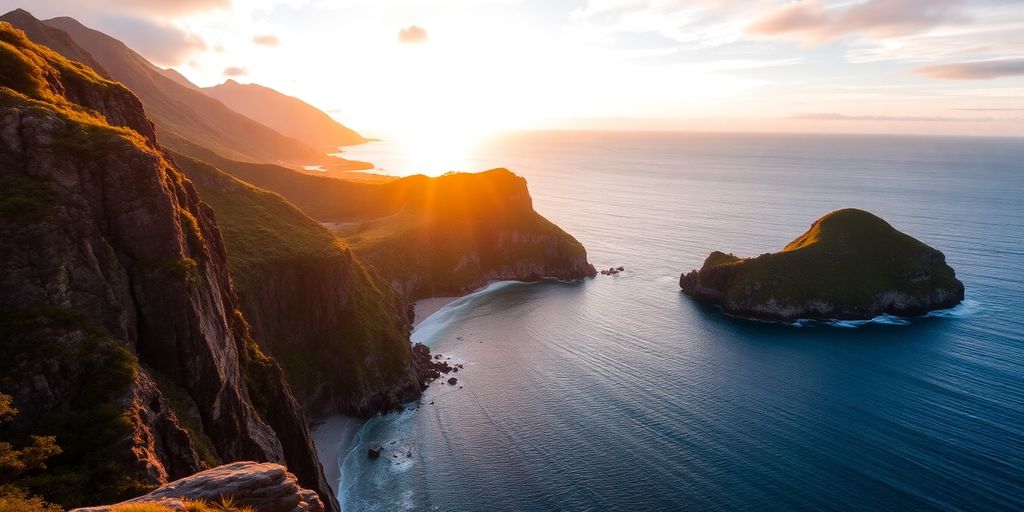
[322,131,1024,511]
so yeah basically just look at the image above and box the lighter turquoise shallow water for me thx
[326,132,1024,511]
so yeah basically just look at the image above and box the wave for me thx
[789,298,980,328]
[411,280,528,345]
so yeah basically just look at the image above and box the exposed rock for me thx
[71,462,323,512]
[0,24,336,511]
[367,444,383,460]
[410,343,456,386]
[679,209,965,322]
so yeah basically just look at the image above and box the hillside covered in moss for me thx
[679,209,965,322]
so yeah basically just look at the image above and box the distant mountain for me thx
[159,66,200,89]
[3,10,336,166]
[203,79,367,151]
[0,8,109,77]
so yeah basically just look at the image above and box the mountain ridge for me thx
[203,78,367,152]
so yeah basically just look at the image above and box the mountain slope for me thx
[171,146,597,299]
[2,10,329,166]
[203,79,366,151]
[0,8,109,78]
[171,150,431,417]
[0,22,337,511]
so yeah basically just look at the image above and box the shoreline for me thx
[311,415,365,494]
[316,279,566,507]
[311,294,467,503]
[413,296,460,326]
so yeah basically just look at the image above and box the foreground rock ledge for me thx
[679,208,965,322]
[72,462,323,512]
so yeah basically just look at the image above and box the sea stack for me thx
[679,209,965,322]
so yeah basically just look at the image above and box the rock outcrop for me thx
[72,462,323,512]
[0,23,336,511]
[337,169,598,300]
[679,209,964,322]
[171,152,425,419]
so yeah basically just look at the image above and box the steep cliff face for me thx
[0,23,336,511]
[679,209,964,322]
[172,152,425,418]
[335,169,597,300]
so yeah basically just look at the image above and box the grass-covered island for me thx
[679,208,965,322]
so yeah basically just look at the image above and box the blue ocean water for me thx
[328,132,1024,511]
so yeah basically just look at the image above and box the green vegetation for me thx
[334,170,590,298]
[0,485,63,512]
[0,23,142,141]
[681,209,964,319]
[0,308,150,508]
[146,370,219,469]
[0,176,58,222]
[159,258,201,288]
[110,496,255,512]
[170,152,347,283]
[172,151,414,414]
[0,394,62,512]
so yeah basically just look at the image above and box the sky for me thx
[3,0,1023,139]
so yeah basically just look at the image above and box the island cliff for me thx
[0,23,337,511]
[679,209,964,322]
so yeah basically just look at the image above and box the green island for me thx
[679,208,965,322]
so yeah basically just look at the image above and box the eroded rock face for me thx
[71,462,324,512]
[0,23,337,511]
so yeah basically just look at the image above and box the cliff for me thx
[72,462,324,512]
[171,152,429,418]
[156,145,597,300]
[336,169,597,299]
[0,23,336,511]
[679,209,965,322]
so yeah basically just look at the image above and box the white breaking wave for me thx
[412,281,528,345]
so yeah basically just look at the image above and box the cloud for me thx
[915,58,1024,79]
[223,66,248,77]
[253,33,280,46]
[747,0,968,44]
[398,25,428,44]
[791,112,992,122]
[97,15,207,66]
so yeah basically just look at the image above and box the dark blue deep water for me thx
[324,132,1024,511]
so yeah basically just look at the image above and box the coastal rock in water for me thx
[679,209,965,322]
[367,444,383,460]
[71,462,323,512]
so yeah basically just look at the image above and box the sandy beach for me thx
[311,415,365,493]
[413,296,459,326]
[312,295,459,497]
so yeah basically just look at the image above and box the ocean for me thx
[318,131,1024,511]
